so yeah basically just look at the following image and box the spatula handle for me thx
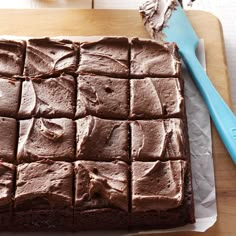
[181,49,236,164]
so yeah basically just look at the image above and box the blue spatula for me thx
[163,3,236,164]
[148,2,236,163]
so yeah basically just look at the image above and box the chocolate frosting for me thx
[131,119,185,161]
[0,162,15,208]
[76,116,129,162]
[17,118,75,163]
[24,38,77,77]
[130,38,180,78]
[76,74,129,119]
[74,160,128,211]
[19,74,75,119]
[130,77,183,118]
[139,0,178,40]
[0,77,21,117]
[0,117,17,163]
[0,39,25,76]
[15,160,73,210]
[132,160,187,212]
[78,37,129,78]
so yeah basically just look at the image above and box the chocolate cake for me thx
[131,160,194,229]
[74,160,129,230]
[0,162,15,231]
[23,38,77,77]
[0,117,17,163]
[76,74,129,119]
[0,36,195,232]
[18,74,76,119]
[0,39,25,77]
[17,118,75,163]
[130,119,187,161]
[14,160,73,231]
[130,38,181,78]
[0,77,21,118]
[78,37,129,78]
[76,116,129,162]
[130,77,184,119]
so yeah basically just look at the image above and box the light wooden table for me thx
[0,8,235,236]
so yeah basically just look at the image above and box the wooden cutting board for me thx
[0,9,235,236]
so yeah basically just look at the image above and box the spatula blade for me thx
[162,4,199,52]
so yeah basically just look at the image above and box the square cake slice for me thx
[76,116,129,162]
[131,160,195,229]
[0,117,17,163]
[0,77,21,118]
[131,119,186,161]
[76,74,129,119]
[23,38,77,77]
[130,38,180,78]
[17,118,75,163]
[18,74,76,119]
[0,162,15,231]
[0,39,26,77]
[74,160,129,230]
[78,37,129,78]
[130,77,184,119]
[14,160,73,231]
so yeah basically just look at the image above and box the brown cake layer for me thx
[131,160,195,229]
[74,160,129,230]
[0,36,195,232]
[13,160,73,231]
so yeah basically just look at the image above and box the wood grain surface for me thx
[0,9,235,236]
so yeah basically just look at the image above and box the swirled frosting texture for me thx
[19,74,75,119]
[74,160,128,211]
[0,162,15,208]
[131,119,186,161]
[17,118,75,163]
[130,77,183,119]
[23,38,77,77]
[132,160,187,212]
[139,0,178,40]
[78,37,129,78]
[130,38,180,78]
[76,74,129,119]
[0,77,21,118]
[0,39,25,76]
[15,160,73,210]
[0,117,17,163]
[76,116,129,162]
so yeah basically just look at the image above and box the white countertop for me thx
[0,0,235,114]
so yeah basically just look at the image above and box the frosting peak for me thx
[139,0,178,40]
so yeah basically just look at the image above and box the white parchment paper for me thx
[0,36,217,235]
